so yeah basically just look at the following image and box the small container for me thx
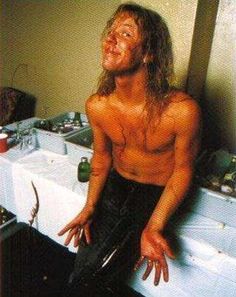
[221,156,236,194]
[0,133,8,153]
[78,157,91,182]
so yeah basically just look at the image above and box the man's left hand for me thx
[134,227,175,286]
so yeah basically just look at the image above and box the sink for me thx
[65,127,93,165]
[65,126,93,148]
[34,112,89,155]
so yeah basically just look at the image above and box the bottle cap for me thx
[81,157,88,162]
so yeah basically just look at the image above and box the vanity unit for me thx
[0,116,235,297]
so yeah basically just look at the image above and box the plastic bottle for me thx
[221,156,236,194]
[78,157,90,182]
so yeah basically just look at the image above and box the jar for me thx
[78,157,90,182]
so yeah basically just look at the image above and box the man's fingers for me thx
[84,224,92,244]
[159,256,169,282]
[73,228,83,247]
[64,228,78,246]
[142,260,153,281]
[58,221,77,236]
[154,262,161,286]
[134,255,145,271]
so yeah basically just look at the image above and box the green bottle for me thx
[78,157,90,182]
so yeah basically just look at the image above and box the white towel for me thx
[12,149,88,253]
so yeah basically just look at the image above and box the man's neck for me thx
[114,67,147,105]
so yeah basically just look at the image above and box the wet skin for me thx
[59,12,201,286]
[102,13,143,74]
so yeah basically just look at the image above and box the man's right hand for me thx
[58,204,95,247]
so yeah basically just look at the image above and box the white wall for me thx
[204,0,236,153]
[2,0,235,152]
[1,0,120,117]
[1,0,198,118]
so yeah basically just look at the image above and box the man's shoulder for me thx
[86,93,108,107]
[165,90,201,129]
[86,93,109,114]
[168,90,200,116]
[166,90,201,133]
[168,90,193,103]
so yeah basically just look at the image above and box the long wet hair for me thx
[97,2,174,112]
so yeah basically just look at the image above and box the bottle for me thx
[78,157,90,182]
[221,156,236,194]
[74,113,82,127]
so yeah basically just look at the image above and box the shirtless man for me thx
[59,2,201,293]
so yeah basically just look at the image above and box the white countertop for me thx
[1,148,88,253]
[1,126,236,296]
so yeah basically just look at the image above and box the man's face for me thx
[102,13,144,74]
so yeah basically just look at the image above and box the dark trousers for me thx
[66,169,164,296]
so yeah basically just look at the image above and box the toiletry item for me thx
[0,133,8,153]
[221,156,236,193]
[78,157,90,182]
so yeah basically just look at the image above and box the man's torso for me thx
[89,91,192,185]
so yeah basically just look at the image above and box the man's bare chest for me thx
[98,107,175,153]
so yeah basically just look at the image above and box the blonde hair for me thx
[97,2,174,112]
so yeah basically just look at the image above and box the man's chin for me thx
[102,63,142,77]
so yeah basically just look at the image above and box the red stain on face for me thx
[102,13,144,74]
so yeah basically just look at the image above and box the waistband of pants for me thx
[110,168,165,191]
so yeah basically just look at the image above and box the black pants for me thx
[67,169,164,296]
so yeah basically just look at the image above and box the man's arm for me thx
[85,95,112,209]
[58,95,112,246]
[147,99,201,231]
[136,98,201,285]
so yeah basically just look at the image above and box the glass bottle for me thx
[78,157,90,182]
[73,113,82,127]
[221,156,236,193]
